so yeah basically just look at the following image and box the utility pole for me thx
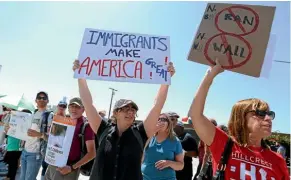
[108,88,118,119]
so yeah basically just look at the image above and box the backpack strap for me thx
[213,136,234,180]
[42,111,53,133]
[79,119,89,156]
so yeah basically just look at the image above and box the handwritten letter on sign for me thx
[74,28,171,84]
[188,3,275,77]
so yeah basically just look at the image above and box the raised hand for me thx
[72,60,80,71]
[167,62,175,77]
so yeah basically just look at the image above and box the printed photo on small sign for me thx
[74,28,171,84]
[188,3,276,77]
[7,111,32,141]
[45,115,76,167]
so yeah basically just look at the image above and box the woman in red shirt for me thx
[188,61,289,180]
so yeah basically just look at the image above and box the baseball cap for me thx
[113,99,138,111]
[176,121,184,127]
[69,97,83,107]
[165,111,180,118]
[58,101,67,106]
[36,91,49,100]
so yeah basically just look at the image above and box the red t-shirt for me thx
[67,116,95,164]
[210,127,289,180]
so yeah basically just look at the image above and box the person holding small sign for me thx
[188,60,289,179]
[45,97,96,180]
[73,59,175,180]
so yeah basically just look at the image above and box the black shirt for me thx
[90,120,148,180]
[176,133,198,180]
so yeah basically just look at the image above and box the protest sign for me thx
[7,111,32,141]
[188,3,276,77]
[45,115,76,167]
[74,28,171,84]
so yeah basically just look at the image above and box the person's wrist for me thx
[70,165,75,171]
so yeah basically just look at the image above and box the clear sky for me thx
[0,1,289,133]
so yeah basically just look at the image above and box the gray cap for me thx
[165,111,180,118]
[113,99,138,111]
[69,97,83,107]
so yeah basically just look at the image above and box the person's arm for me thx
[188,61,224,146]
[73,60,102,134]
[143,63,175,138]
[57,140,96,175]
[155,153,184,171]
[72,140,96,169]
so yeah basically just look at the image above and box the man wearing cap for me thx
[73,59,176,180]
[166,111,180,127]
[45,97,96,180]
[41,100,68,180]
[174,121,198,180]
[20,91,54,180]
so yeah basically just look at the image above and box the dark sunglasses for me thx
[158,117,169,122]
[37,96,48,101]
[58,105,67,108]
[248,109,275,120]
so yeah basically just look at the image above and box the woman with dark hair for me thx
[189,61,289,179]
[141,113,184,180]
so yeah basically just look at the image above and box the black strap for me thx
[80,121,88,155]
[219,137,233,166]
[212,137,234,180]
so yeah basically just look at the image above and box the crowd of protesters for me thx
[0,60,289,180]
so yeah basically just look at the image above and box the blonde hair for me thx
[228,98,270,148]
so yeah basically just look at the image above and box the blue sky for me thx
[0,1,289,133]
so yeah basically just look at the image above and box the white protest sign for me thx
[74,28,171,84]
[45,115,76,167]
[7,111,32,141]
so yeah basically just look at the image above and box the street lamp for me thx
[108,88,118,119]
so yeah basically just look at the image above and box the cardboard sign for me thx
[45,115,76,167]
[7,111,32,141]
[188,3,276,77]
[74,28,171,84]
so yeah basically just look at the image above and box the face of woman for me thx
[157,115,169,133]
[115,104,137,124]
[246,109,275,138]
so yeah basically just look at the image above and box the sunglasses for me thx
[158,117,169,122]
[37,96,48,101]
[58,105,67,109]
[248,109,275,120]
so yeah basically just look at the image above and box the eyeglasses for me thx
[37,96,47,101]
[58,105,67,109]
[158,117,169,122]
[247,109,275,120]
[120,106,137,114]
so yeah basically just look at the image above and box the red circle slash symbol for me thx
[204,33,252,69]
[215,5,259,36]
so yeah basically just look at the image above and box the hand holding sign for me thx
[27,129,42,138]
[206,59,224,78]
[167,62,176,77]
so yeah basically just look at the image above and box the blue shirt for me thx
[141,136,183,180]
